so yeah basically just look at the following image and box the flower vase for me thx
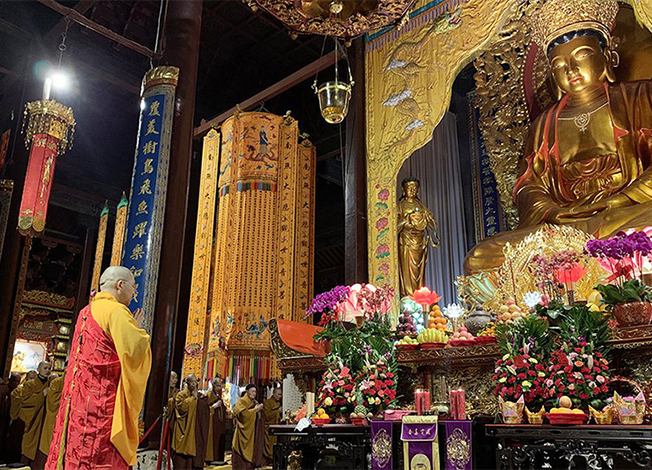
[355,315,365,327]
[612,301,652,327]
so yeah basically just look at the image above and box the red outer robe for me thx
[46,304,127,469]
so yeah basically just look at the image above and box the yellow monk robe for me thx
[232,395,259,466]
[91,293,152,465]
[172,388,198,457]
[12,375,48,460]
[263,397,281,462]
[39,375,64,456]
[45,292,152,469]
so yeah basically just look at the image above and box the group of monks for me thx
[0,361,64,468]
[168,371,283,470]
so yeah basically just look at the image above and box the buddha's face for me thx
[403,181,419,198]
[549,35,608,96]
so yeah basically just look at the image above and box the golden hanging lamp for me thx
[312,38,354,124]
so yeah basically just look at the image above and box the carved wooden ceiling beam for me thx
[36,0,154,58]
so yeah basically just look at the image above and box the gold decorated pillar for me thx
[91,201,108,293]
[110,192,128,265]
[183,129,220,377]
[187,112,315,383]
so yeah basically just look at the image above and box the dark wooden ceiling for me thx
[0,0,347,287]
[0,0,342,190]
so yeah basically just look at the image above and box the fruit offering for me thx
[396,312,417,336]
[478,322,496,337]
[315,408,330,420]
[350,404,371,419]
[396,335,419,346]
[451,326,475,342]
[497,299,526,323]
[417,328,448,344]
[428,304,449,331]
[549,395,583,414]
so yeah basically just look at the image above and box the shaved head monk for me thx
[46,266,152,470]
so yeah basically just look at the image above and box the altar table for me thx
[486,424,652,470]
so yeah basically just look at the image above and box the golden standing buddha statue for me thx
[465,0,652,274]
[398,178,439,297]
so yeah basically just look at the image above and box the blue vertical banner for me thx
[122,66,179,334]
[469,100,503,242]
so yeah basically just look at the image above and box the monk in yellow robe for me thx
[37,373,64,464]
[263,387,282,465]
[172,374,209,470]
[206,377,227,465]
[46,266,152,470]
[232,384,264,470]
[12,361,51,466]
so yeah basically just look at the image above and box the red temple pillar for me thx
[143,0,203,442]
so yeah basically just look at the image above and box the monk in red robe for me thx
[46,266,152,470]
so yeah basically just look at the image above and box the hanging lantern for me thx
[18,99,75,236]
[313,39,354,124]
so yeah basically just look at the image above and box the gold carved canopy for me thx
[365,0,652,296]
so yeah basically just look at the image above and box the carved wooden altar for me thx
[18,290,75,372]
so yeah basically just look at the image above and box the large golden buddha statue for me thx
[465,0,652,274]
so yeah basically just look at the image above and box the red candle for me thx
[415,389,430,415]
[449,389,457,419]
[457,389,466,420]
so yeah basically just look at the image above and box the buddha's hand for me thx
[547,206,587,224]
[568,194,632,217]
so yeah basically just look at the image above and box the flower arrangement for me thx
[493,349,548,404]
[355,351,398,416]
[586,230,652,306]
[306,285,350,326]
[544,342,610,407]
[308,283,398,419]
[316,358,356,415]
[355,284,394,320]
[543,304,612,408]
[530,250,586,304]
[307,283,395,326]
[494,315,552,409]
